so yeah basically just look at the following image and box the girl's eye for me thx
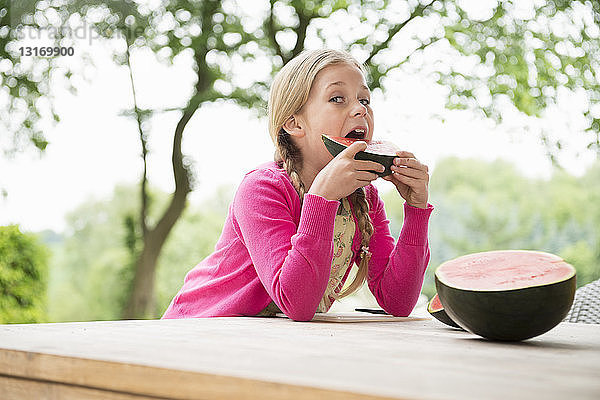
[360,98,370,106]
[330,96,344,103]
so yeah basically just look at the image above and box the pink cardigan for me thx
[162,161,433,321]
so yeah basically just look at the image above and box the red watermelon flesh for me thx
[427,293,463,329]
[430,293,443,310]
[436,250,574,291]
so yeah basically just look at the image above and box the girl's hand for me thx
[309,141,385,201]
[382,151,429,209]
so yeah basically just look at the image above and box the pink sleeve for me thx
[366,186,434,316]
[233,170,340,321]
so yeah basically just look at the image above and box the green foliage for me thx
[46,184,231,321]
[3,0,598,156]
[0,225,48,323]
[560,241,599,286]
[47,186,135,321]
[0,0,62,154]
[439,0,600,154]
[383,157,600,299]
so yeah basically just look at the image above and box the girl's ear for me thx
[282,115,305,138]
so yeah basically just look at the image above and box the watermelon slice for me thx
[435,250,576,341]
[321,135,399,177]
[427,293,463,329]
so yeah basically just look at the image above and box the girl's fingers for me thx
[341,141,368,158]
[391,164,429,180]
[393,157,428,172]
[354,159,386,173]
[395,151,416,159]
[392,174,427,192]
[390,172,424,188]
[356,170,380,182]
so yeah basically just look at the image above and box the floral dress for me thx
[257,197,356,316]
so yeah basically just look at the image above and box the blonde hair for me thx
[268,49,374,299]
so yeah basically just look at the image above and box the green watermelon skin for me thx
[321,135,396,177]
[427,294,463,330]
[436,275,576,341]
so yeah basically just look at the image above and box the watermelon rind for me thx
[435,250,577,341]
[321,134,395,177]
[427,294,463,330]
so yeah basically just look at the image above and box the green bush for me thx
[0,225,48,323]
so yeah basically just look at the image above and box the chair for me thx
[564,279,600,324]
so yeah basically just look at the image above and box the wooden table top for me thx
[0,316,599,400]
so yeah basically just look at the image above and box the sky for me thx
[0,2,597,233]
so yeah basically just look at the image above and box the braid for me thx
[336,187,374,298]
[276,130,307,204]
[275,130,373,299]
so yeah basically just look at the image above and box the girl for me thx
[162,49,433,321]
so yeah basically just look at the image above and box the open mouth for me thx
[344,128,366,140]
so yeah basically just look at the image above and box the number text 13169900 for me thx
[19,47,75,57]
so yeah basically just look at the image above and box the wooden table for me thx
[0,317,599,400]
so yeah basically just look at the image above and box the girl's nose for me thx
[351,100,367,117]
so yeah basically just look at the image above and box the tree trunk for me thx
[121,2,216,319]
[122,188,189,318]
[123,233,162,319]
[122,100,196,319]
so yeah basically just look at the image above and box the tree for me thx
[438,0,600,161]
[47,184,230,322]
[2,0,598,317]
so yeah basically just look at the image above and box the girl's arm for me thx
[233,169,339,321]
[366,185,434,316]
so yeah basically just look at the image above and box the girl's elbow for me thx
[277,299,318,321]
[389,308,412,317]
[283,307,316,322]
[378,295,418,317]
[273,284,322,322]
[290,314,315,322]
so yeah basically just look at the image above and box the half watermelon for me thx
[321,135,399,177]
[427,293,462,329]
[435,250,576,341]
